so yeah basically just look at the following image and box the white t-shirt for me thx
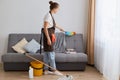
[44,13,54,28]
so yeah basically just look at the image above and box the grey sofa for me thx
[2,33,87,71]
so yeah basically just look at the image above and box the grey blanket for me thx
[54,33,66,53]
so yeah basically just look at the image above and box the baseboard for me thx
[0,63,2,66]
[87,64,94,67]
[0,63,3,70]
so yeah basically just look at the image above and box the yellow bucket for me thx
[30,61,43,76]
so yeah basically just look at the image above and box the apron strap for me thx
[40,30,43,54]
[49,11,56,27]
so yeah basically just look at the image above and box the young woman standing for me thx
[43,1,64,75]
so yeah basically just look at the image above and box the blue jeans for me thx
[43,52,56,70]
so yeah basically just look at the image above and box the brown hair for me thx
[49,1,59,10]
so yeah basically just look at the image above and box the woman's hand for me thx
[47,39,52,45]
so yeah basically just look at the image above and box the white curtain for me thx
[95,0,120,80]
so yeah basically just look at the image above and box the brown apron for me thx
[41,12,56,52]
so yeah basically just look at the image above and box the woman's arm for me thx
[56,24,64,32]
[44,22,51,45]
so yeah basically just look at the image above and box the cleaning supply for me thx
[65,31,76,36]
[30,61,43,76]
[65,49,77,54]
[51,33,56,43]
[29,66,34,79]
[57,75,73,80]
[24,53,74,80]
[25,53,62,74]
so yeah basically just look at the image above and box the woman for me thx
[43,1,64,75]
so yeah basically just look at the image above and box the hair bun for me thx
[49,1,54,5]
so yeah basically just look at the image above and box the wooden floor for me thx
[0,65,106,80]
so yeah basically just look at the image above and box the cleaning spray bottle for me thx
[29,66,34,79]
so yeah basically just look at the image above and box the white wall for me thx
[0,0,89,62]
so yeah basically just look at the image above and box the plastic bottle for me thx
[29,66,34,79]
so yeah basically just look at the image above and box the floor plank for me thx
[0,64,106,80]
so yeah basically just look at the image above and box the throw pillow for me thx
[12,38,28,54]
[24,39,40,53]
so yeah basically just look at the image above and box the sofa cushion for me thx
[2,53,87,63]
[24,39,40,53]
[2,53,43,62]
[7,34,41,53]
[55,53,87,62]
[12,38,28,54]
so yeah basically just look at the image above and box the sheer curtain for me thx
[95,0,120,80]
